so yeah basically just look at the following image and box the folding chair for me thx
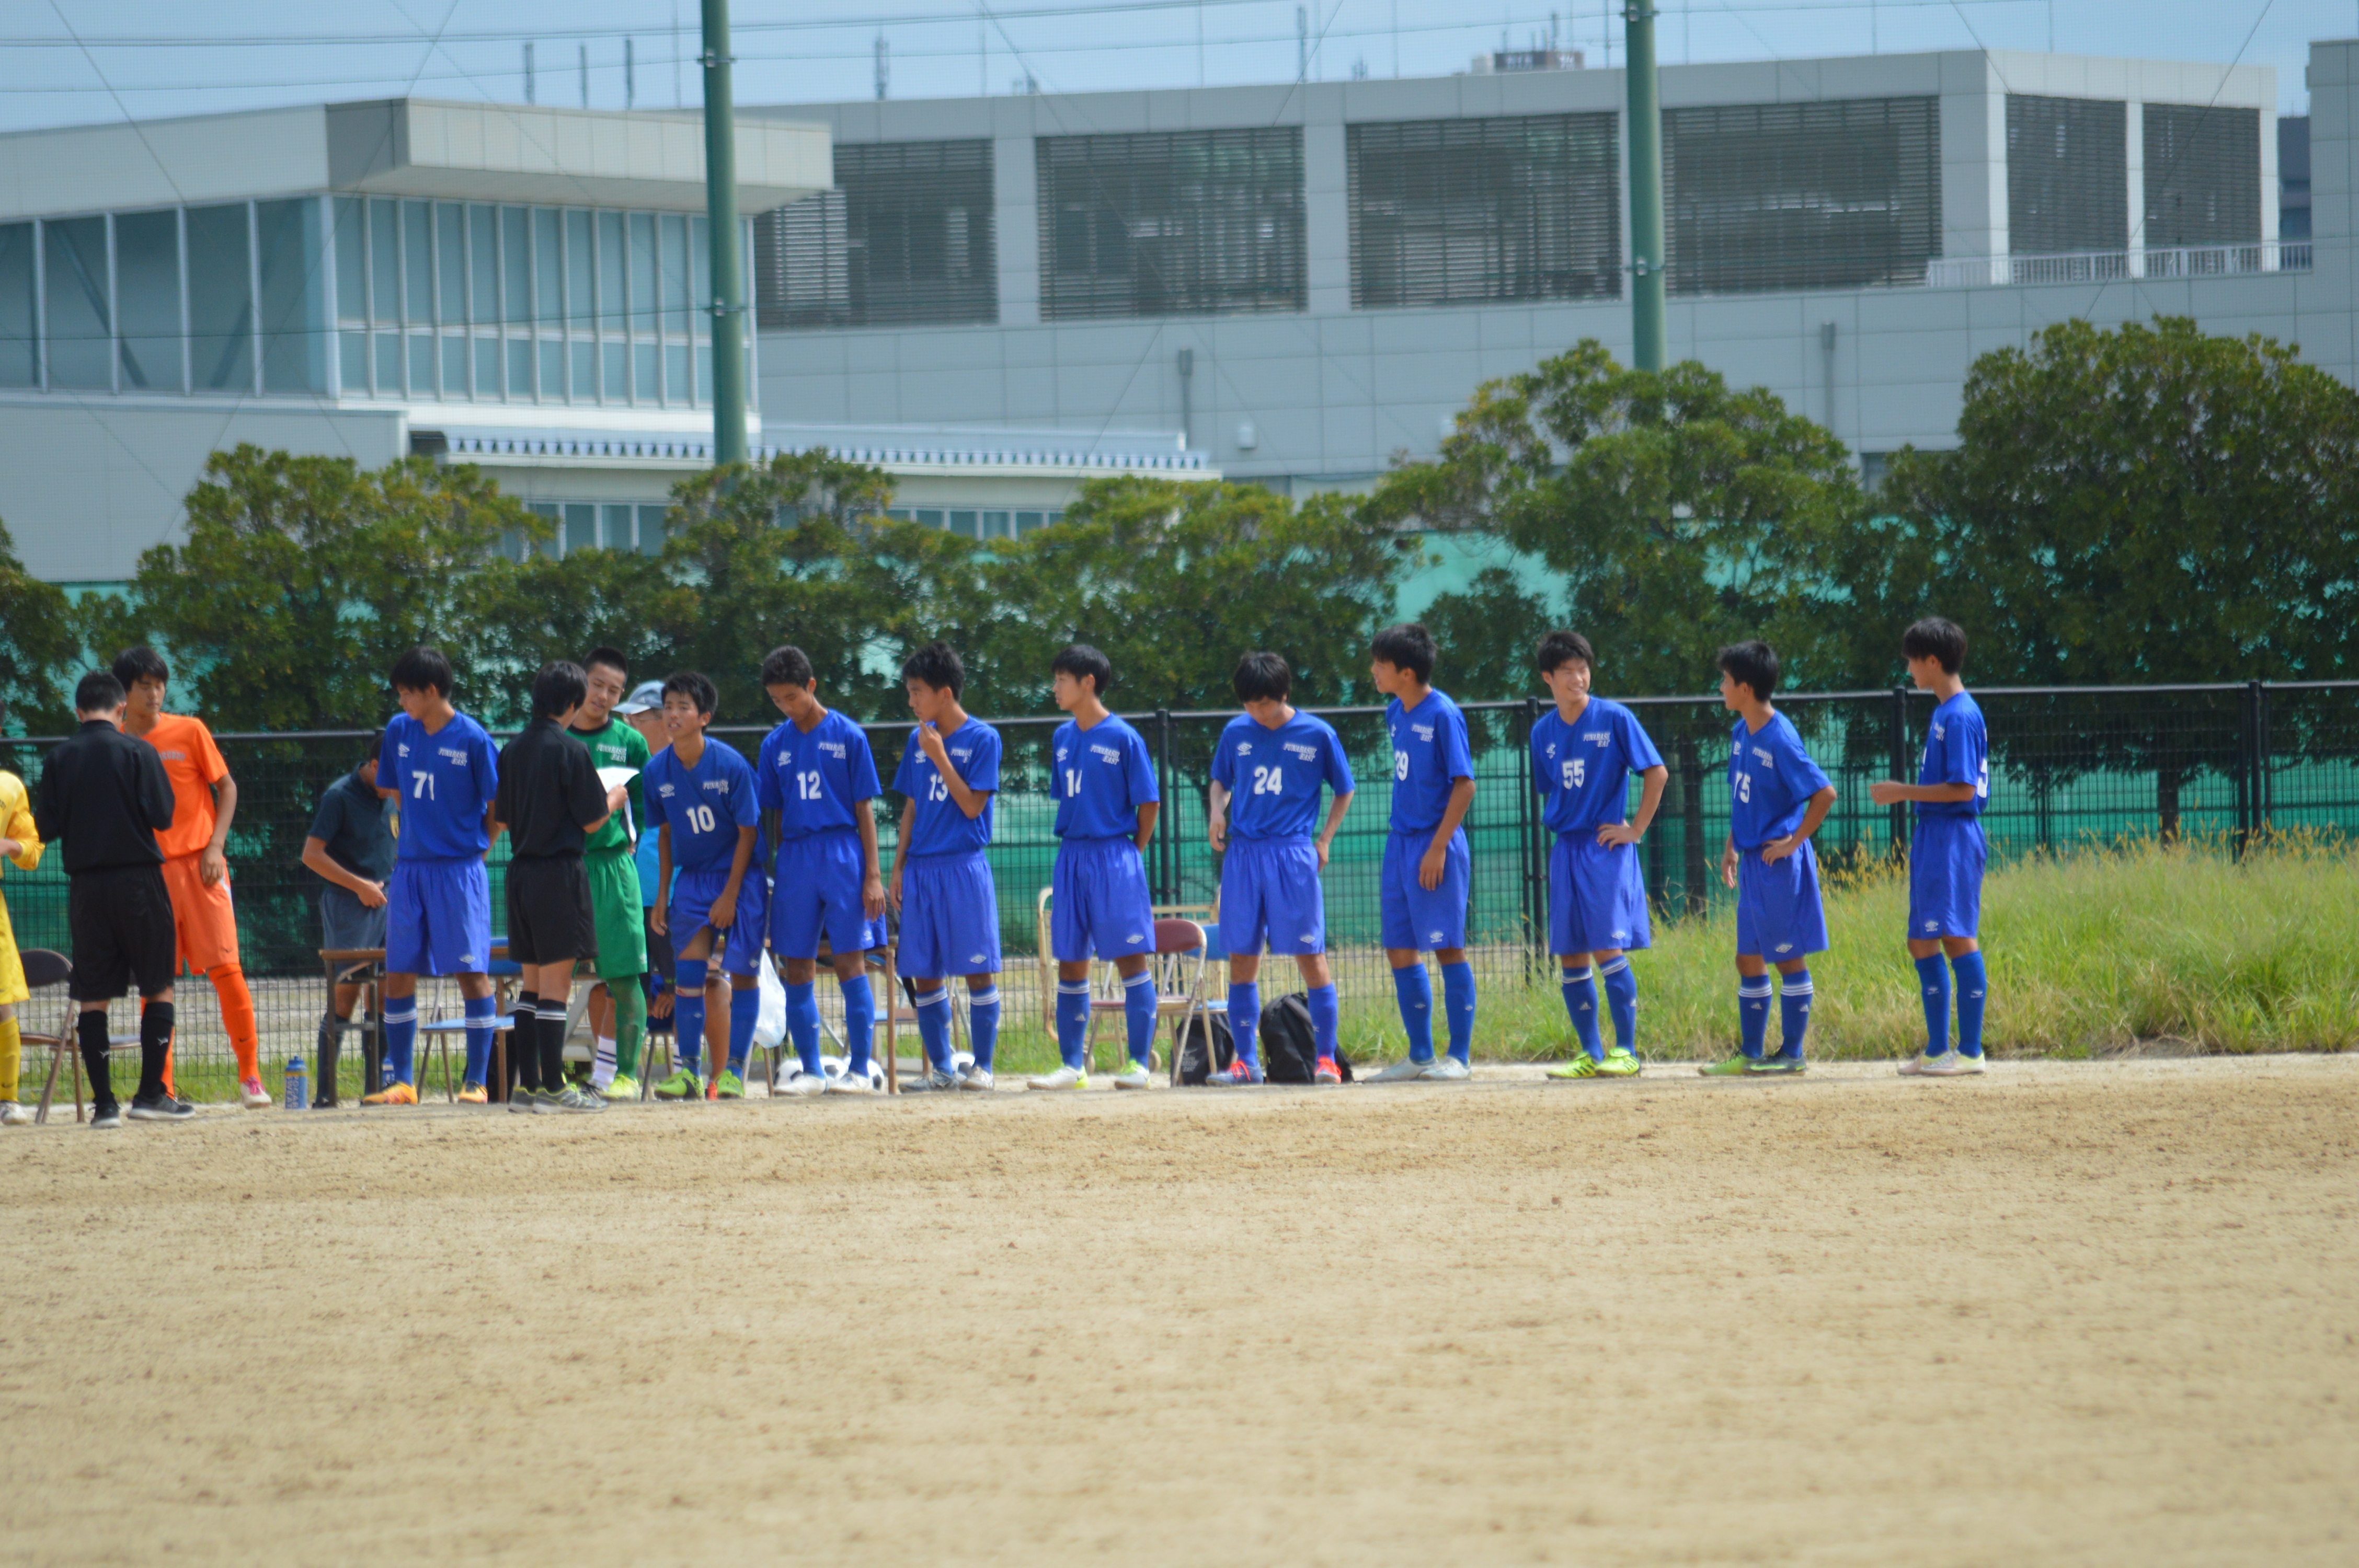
[24,951,144,1125]
[1083,916,1208,1076]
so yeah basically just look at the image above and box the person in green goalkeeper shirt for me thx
[571,648,652,1099]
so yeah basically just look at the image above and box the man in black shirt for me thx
[493,662,625,1113]
[32,672,190,1127]
[300,730,394,1105]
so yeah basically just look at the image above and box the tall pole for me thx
[702,0,748,467]
[1624,0,1666,372]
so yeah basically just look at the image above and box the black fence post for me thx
[1678,734,1708,918]
[1888,686,1911,859]
[2252,679,2273,841]
[1153,707,1175,901]
[1520,697,1544,978]
[2235,680,2257,859]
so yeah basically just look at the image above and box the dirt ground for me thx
[2,1055,2353,1567]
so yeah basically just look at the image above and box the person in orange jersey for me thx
[112,647,271,1109]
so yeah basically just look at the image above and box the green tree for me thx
[455,544,679,727]
[0,518,76,735]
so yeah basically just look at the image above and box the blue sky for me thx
[0,1,2338,132]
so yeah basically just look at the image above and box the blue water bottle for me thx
[284,1054,308,1111]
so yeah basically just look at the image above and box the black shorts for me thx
[504,856,596,966]
[68,863,178,1000]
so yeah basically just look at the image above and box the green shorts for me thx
[587,850,648,981]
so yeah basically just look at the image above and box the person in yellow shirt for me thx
[0,751,44,1125]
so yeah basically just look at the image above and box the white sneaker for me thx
[1899,1052,1963,1077]
[1112,1063,1154,1090]
[777,1072,827,1098]
[1954,1051,1988,1075]
[1367,1056,1435,1083]
[957,1068,995,1092]
[0,1101,29,1126]
[1422,1057,1471,1081]
[239,1077,273,1109]
[1027,1065,1086,1091]
[825,1071,877,1096]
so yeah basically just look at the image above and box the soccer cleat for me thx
[907,1066,960,1092]
[1698,1056,1758,1077]
[0,1101,30,1126]
[1954,1051,1988,1075]
[508,1088,540,1114]
[239,1077,272,1109]
[1597,1048,1644,1077]
[958,1068,995,1092]
[362,1081,417,1106]
[128,1093,196,1122]
[555,1086,608,1113]
[776,1071,826,1098]
[1205,1059,1264,1087]
[1367,1056,1434,1083]
[652,1068,703,1101]
[1314,1056,1342,1086]
[1112,1062,1154,1090]
[1546,1055,1602,1080]
[825,1071,876,1096]
[1423,1057,1471,1081]
[456,1083,488,1104]
[601,1075,640,1102]
[1748,1054,1806,1076]
[89,1103,123,1129]
[1899,1052,1963,1078]
[1026,1065,1086,1091]
[714,1069,746,1100]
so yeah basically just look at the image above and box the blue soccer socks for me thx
[1776,967,1813,1059]
[785,979,821,1076]
[1122,970,1156,1065]
[1598,955,1637,1052]
[840,973,876,1076]
[1304,983,1340,1063]
[1440,960,1475,1065]
[915,987,954,1070]
[967,985,1001,1071]
[462,993,498,1088]
[383,998,418,1086]
[1737,975,1773,1058]
[673,958,708,1073]
[1560,964,1604,1061]
[1916,954,1952,1055]
[1951,950,1988,1056]
[727,984,759,1075]
[1391,964,1436,1062]
[1228,979,1262,1069]
[1055,981,1092,1069]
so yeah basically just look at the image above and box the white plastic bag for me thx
[752,955,788,1052]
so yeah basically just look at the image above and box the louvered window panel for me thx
[1348,113,1621,309]
[755,139,997,329]
[1038,128,1304,320]
[2008,95,2127,254]
[1664,98,1940,295]
[2144,105,2260,248]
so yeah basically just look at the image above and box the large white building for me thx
[1,41,2346,588]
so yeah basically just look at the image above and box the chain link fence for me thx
[3,681,2353,1097]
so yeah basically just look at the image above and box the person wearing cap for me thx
[570,649,653,1099]
[300,728,395,1105]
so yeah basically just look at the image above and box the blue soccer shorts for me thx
[898,851,1002,978]
[387,856,492,977]
[1050,836,1154,964]
[1380,826,1470,952]
[1908,815,1987,940]
[1735,840,1828,961]
[670,862,769,976]
[768,829,874,962]
[1549,835,1651,956]
[1220,835,1326,956]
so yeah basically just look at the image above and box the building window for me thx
[2144,105,2261,249]
[0,223,33,387]
[2007,96,2127,255]
[757,139,998,330]
[187,203,255,391]
[1665,98,1941,295]
[1038,128,1306,320]
[42,216,111,389]
[1348,113,1621,309]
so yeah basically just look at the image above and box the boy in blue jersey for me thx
[643,672,764,1101]
[757,645,889,1097]
[1528,632,1669,1080]
[1871,617,1992,1076]
[1205,651,1355,1085]
[1035,644,1161,1092]
[1366,624,1479,1082]
[889,642,1005,1093]
[1703,641,1838,1077]
[363,647,502,1106]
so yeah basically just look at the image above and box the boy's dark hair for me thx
[390,645,455,698]
[1901,617,1968,676]
[1232,650,1292,704]
[1716,640,1780,700]
[760,645,815,689]
[661,670,718,717]
[582,645,630,681]
[532,660,588,720]
[902,641,965,697]
[361,727,385,766]
[1535,630,1596,675]
[1051,643,1114,698]
[1370,623,1438,685]
[111,645,169,689]
[75,671,126,714]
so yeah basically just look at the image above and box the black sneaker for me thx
[90,1102,123,1129]
[128,1093,197,1121]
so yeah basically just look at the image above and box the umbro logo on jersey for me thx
[1428,929,1444,942]
[1611,928,1629,941]
[968,953,986,965]
[1124,931,1144,944]
[1774,942,1794,953]
[1236,742,1253,754]
[1301,933,1318,944]
[657,783,675,796]
[397,743,411,756]
[1922,919,1940,932]
[460,952,476,965]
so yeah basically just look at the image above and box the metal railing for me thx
[1924,240,2311,290]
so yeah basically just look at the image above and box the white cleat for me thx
[957,1068,995,1092]
[776,1072,827,1098]
[1899,1052,1964,1077]
[1027,1065,1087,1091]
[1421,1057,1471,1081]
[1954,1051,1988,1075]
[1112,1063,1154,1090]
[825,1071,877,1096]
[1367,1056,1435,1083]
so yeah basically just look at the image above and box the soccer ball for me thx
[816,1052,888,1092]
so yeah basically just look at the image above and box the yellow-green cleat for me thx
[1698,1055,1758,1076]
[1596,1048,1643,1077]
[601,1074,640,1101]
[714,1068,746,1100]
[653,1067,703,1100]
[1546,1055,1602,1079]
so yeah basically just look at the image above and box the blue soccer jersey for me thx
[893,718,1001,857]
[1212,711,1355,840]
[756,709,882,841]
[380,711,499,860]
[1051,713,1159,840]
[643,740,759,871]
[1531,698,1664,836]
[1917,691,1990,820]
[1727,712,1833,849]
[1385,689,1474,833]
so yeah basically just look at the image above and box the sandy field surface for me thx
[2,1054,2353,1566]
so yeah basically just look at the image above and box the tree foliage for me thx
[0,518,76,734]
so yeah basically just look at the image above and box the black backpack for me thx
[1259,993,1353,1083]
[1175,1010,1234,1085]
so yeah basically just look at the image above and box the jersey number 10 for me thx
[685,804,717,833]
